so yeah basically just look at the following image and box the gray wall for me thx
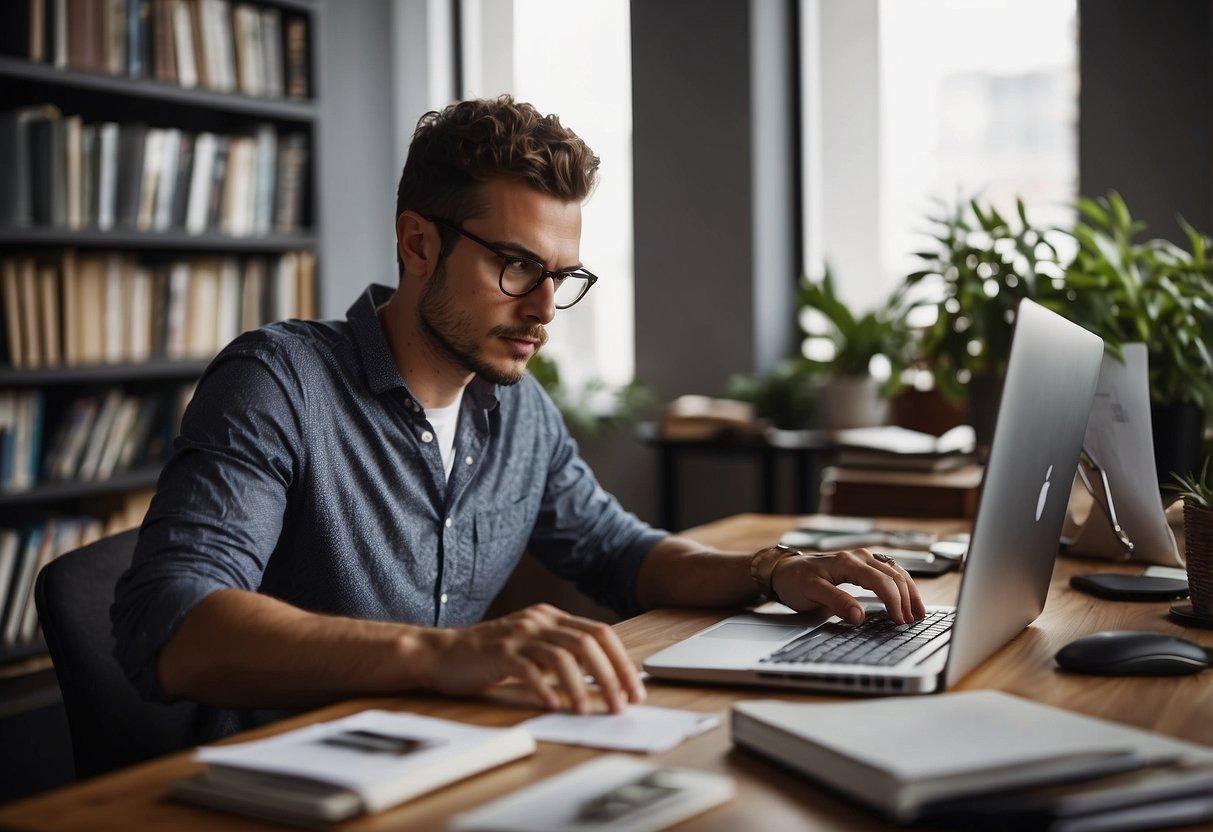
[629,0,799,529]
[1079,0,1213,241]
[317,0,454,316]
[317,1,398,316]
[632,0,797,402]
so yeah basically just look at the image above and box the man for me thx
[112,96,924,742]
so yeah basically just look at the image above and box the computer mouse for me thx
[1055,631,1211,676]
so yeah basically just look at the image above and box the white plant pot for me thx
[820,375,888,429]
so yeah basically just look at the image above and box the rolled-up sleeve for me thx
[526,387,668,618]
[110,337,303,702]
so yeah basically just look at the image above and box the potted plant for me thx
[1062,192,1213,486]
[1166,457,1213,619]
[725,358,818,430]
[797,268,910,429]
[903,197,1067,445]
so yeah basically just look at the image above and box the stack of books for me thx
[0,106,309,236]
[0,383,192,493]
[832,425,977,473]
[0,0,310,100]
[0,495,153,648]
[659,396,760,441]
[732,691,1213,828]
[1,250,314,367]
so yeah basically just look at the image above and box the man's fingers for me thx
[556,614,646,704]
[509,657,559,710]
[543,626,626,713]
[868,558,915,623]
[524,643,590,714]
[885,559,927,619]
[831,553,906,624]
[803,577,866,625]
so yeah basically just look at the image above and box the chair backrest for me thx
[34,529,197,780]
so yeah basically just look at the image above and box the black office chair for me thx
[34,529,197,779]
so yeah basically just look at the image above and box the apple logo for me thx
[1035,465,1053,522]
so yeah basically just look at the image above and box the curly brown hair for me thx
[395,95,600,275]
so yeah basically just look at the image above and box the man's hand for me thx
[768,548,927,625]
[418,603,646,715]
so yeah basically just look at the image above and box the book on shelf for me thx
[1,249,315,368]
[0,104,309,236]
[0,0,311,101]
[1,383,192,493]
[0,492,153,650]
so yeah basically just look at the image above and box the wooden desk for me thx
[2,513,1211,832]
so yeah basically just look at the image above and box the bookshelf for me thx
[0,0,322,677]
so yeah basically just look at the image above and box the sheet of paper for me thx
[520,706,719,753]
[1143,565,1187,581]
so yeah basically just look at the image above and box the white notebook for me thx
[174,710,535,824]
[732,690,1213,822]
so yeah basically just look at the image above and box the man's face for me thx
[418,179,582,386]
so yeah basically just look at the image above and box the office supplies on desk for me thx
[171,710,535,825]
[519,705,719,753]
[1070,573,1189,601]
[779,528,936,552]
[793,516,877,534]
[645,300,1104,696]
[730,690,1213,824]
[449,755,735,832]
[1055,631,1210,676]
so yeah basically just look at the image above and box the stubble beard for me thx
[418,262,540,387]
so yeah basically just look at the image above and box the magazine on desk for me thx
[171,710,535,827]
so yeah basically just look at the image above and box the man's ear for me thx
[396,211,441,281]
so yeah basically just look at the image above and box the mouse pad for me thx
[1070,573,1189,601]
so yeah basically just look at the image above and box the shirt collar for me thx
[346,283,499,412]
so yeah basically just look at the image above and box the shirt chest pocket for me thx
[469,491,539,600]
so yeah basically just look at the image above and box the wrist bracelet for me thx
[750,543,801,604]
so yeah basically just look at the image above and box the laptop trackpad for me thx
[702,623,805,642]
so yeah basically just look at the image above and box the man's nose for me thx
[520,275,557,324]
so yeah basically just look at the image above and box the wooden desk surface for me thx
[2,513,1211,832]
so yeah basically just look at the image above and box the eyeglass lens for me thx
[500,259,591,308]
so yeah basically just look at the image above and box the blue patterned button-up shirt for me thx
[111,282,667,741]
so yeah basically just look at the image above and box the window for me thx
[801,0,1078,312]
[460,0,635,393]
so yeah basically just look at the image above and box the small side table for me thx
[818,464,985,519]
[635,422,835,530]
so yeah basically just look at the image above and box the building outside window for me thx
[802,0,1078,317]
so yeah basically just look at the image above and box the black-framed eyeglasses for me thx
[424,215,599,309]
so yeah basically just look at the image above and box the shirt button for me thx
[464,455,474,465]
[420,430,434,443]
[440,593,448,604]
[444,517,453,528]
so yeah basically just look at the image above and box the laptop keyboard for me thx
[760,610,955,668]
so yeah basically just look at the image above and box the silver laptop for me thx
[644,299,1104,695]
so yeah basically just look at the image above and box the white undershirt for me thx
[424,388,464,481]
